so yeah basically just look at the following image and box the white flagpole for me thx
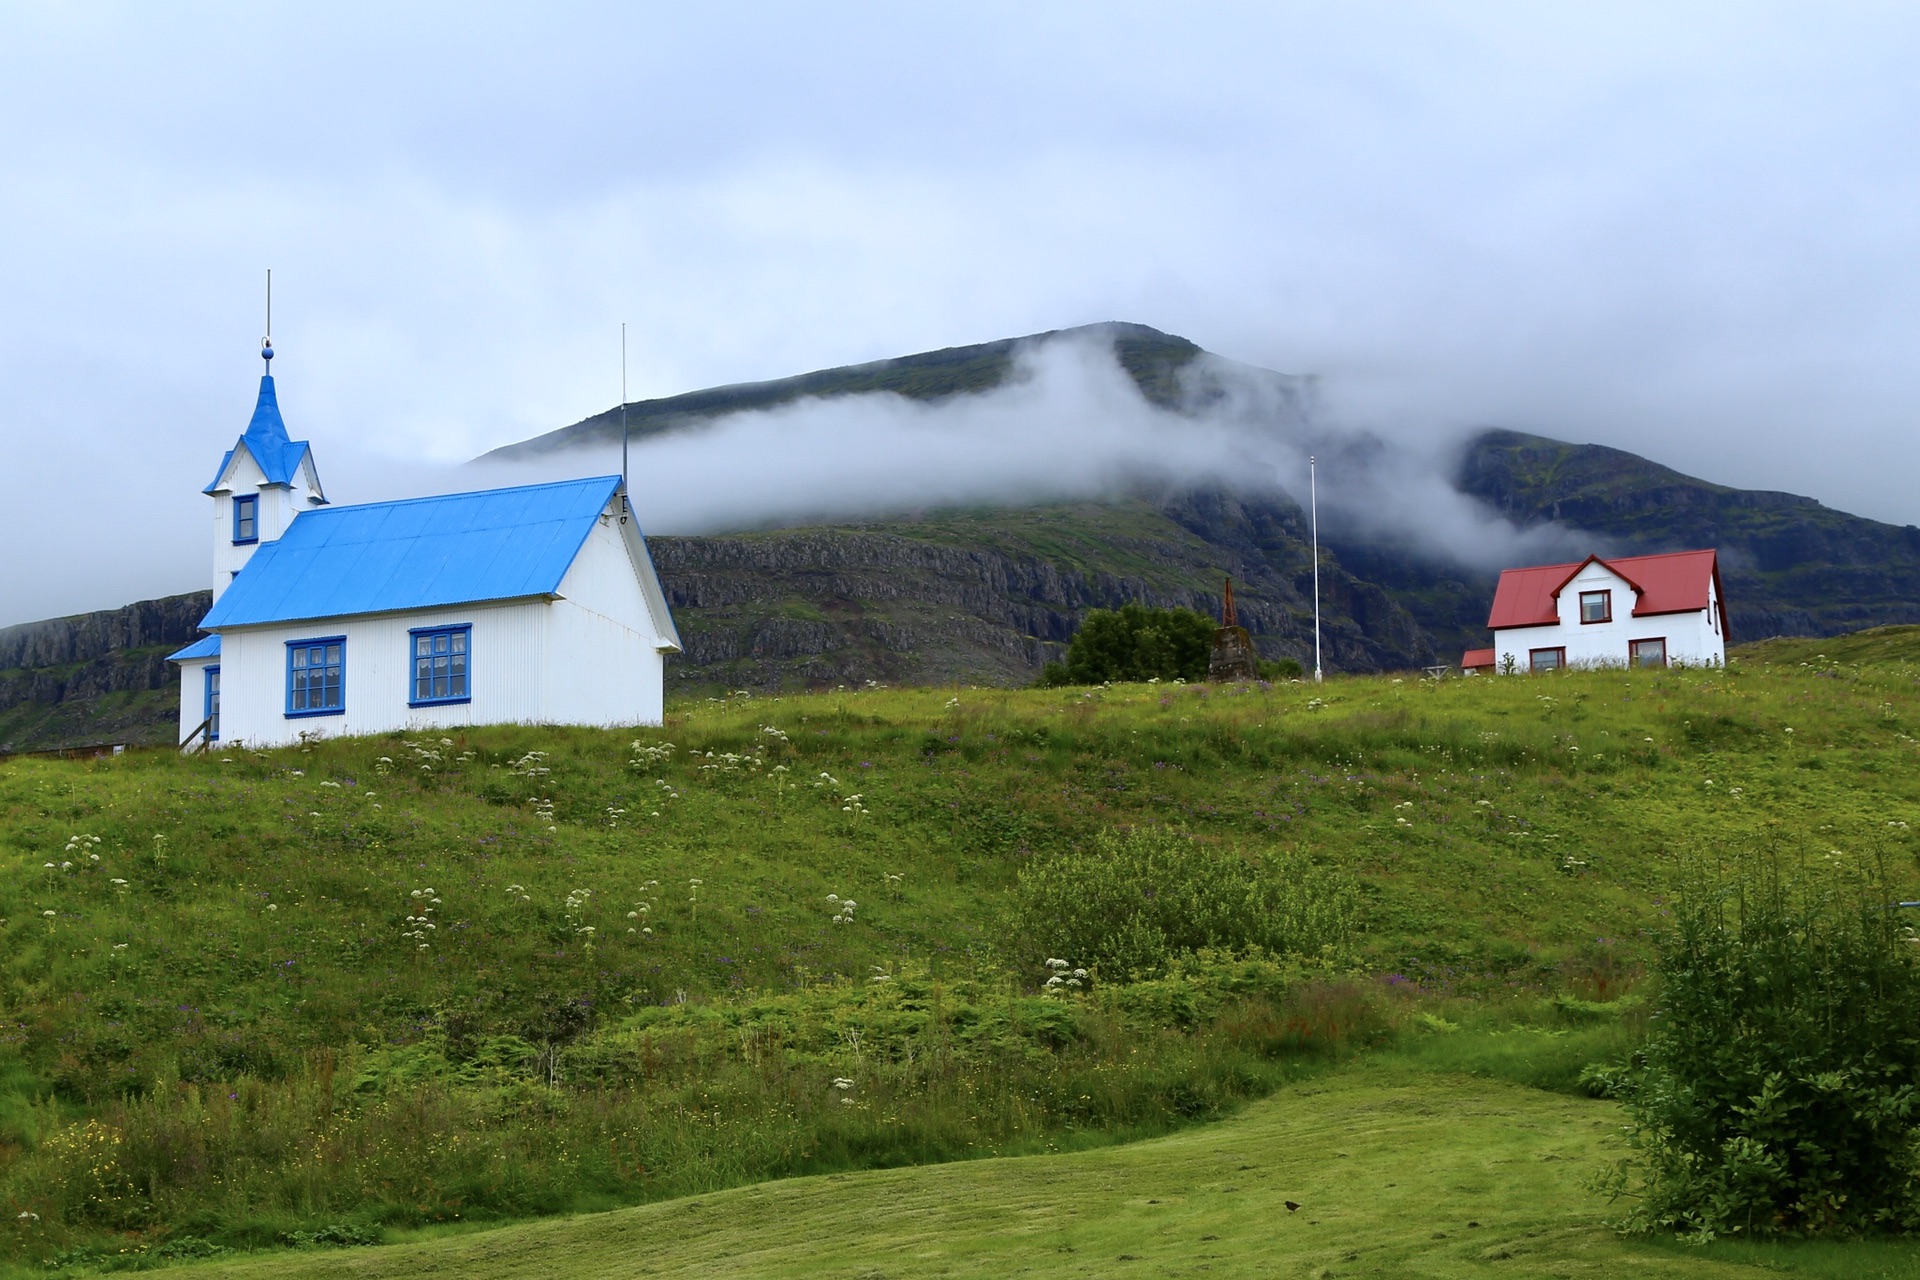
[1311,454,1323,684]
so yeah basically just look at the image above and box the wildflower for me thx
[265,903,278,912]
[42,910,55,918]
[831,1078,855,1090]
[109,878,127,887]
[17,1211,37,1220]
[60,862,71,870]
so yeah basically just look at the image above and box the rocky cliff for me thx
[0,592,210,753]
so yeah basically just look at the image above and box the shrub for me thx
[1605,853,1920,1238]
[1006,826,1359,979]
[1038,604,1214,686]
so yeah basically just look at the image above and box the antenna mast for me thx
[1311,454,1323,684]
[620,323,630,516]
[261,268,275,371]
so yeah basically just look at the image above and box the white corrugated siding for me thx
[202,496,675,747]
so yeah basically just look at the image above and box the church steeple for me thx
[205,339,327,602]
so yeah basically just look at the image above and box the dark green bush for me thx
[1038,603,1214,686]
[1006,826,1359,979]
[1606,854,1920,1238]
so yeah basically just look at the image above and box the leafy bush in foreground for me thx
[1007,826,1359,979]
[1605,853,1920,1239]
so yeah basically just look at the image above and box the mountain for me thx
[478,322,1210,461]
[5,323,1917,751]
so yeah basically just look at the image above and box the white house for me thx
[169,344,680,748]
[1470,549,1727,674]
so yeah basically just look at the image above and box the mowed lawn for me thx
[172,1066,1860,1280]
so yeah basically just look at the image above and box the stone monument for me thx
[1207,577,1261,683]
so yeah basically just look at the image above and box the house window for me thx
[1530,647,1566,673]
[286,637,345,717]
[1630,637,1668,669]
[204,666,220,741]
[233,495,259,544]
[1579,590,1611,624]
[409,625,471,706]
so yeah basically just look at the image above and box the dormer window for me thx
[1579,590,1612,624]
[233,494,259,545]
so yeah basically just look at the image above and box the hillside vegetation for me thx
[0,630,1916,1273]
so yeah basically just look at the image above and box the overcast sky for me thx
[4,2,1919,625]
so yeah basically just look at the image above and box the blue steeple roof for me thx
[203,375,320,495]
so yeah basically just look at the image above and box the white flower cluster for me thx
[759,724,791,745]
[629,740,676,771]
[1042,957,1089,995]
[509,750,551,779]
[605,805,628,828]
[564,886,597,946]
[531,797,557,829]
[812,772,868,816]
[505,882,531,902]
[826,894,857,925]
[403,886,441,949]
[626,883,658,936]
[698,750,763,776]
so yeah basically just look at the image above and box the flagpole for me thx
[1311,455,1323,684]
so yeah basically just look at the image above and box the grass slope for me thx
[0,629,1917,1271]
[172,1068,1786,1280]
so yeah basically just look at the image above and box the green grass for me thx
[165,1066,1913,1279]
[0,629,1918,1270]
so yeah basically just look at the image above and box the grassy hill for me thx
[0,630,1917,1272]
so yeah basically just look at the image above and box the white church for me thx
[169,342,680,749]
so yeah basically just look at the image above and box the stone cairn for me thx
[1207,577,1261,683]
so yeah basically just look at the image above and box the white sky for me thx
[3,2,1918,624]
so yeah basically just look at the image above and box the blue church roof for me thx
[201,475,625,629]
[203,375,318,494]
[166,634,221,663]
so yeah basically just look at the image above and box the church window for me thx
[287,638,345,717]
[409,625,471,706]
[233,495,259,544]
[204,666,220,741]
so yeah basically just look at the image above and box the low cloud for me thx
[456,331,1582,572]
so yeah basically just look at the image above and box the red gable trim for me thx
[1487,549,1722,632]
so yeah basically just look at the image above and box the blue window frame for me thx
[204,666,221,741]
[409,625,471,706]
[286,637,345,717]
[232,494,259,544]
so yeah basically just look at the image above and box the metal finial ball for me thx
[261,339,274,361]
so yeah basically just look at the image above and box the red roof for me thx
[1487,549,1726,633]
[1461,647,1496,670]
